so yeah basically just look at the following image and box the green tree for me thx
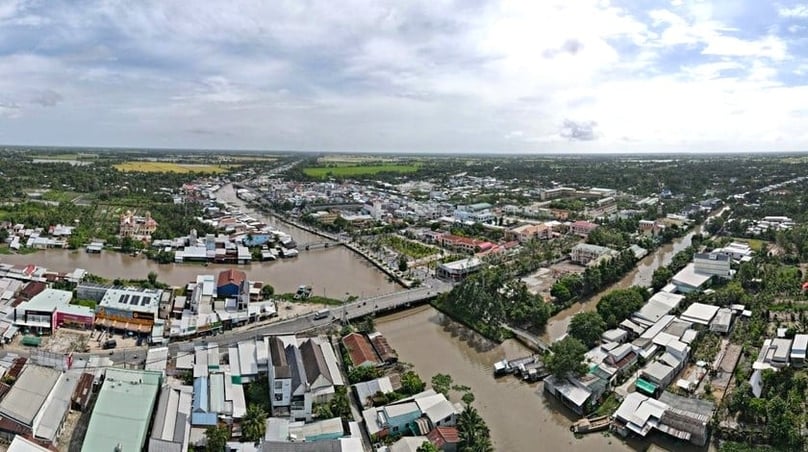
[545,336,588,379]
[329,386,352,419]
[457,405,493,452]
[147,271,158,287]
[567,311,606,348]
[417,441,440,452]
[205,425,229,452]
[357,315,375,334]
[596,287,646,328]
[261,283,275,299]
[651,267,673,291]
[242,404,267,443]
[462,391,476,407]
[400,371,426,395]
[398,255,408,272]
[550,281,572,303]
[348,365,380,384]
[431,373,453,396]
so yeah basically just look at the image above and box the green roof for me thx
[81,368,162,452]
[635,378,658,396]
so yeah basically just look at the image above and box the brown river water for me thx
[0,184,399,297]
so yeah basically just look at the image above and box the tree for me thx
[596,287,646,328]
[242,404,267,443]
[545,336,588,379]
[417,441,440,452]
[398,255,408,272]
[0,228,8,243]
[348,365,380,384]
[357,315,375,334]
[431,373,453,396]
[651,267,673,291]
[400,371,426,395]
[462,391,476,407]
[457,405,493,452]
[261,283,275,299]
[550,281,572,303]
[329,386,352,419]
[568,312,606,348]
[205,425,229,452]
[147,271,158,287]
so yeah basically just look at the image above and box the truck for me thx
[313,309,330,320]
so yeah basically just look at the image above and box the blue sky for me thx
[1,0,808,153]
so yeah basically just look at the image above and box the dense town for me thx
[1,151,808,452]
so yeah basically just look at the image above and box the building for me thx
[709,308,734,334]
[119,210,158,240]
[8,436,50,452]
[791,334,808,367]
[368,332,398,364]
[0,365,62,442]
[267,336,292,415]
[612,392,713,447]
[342,333,380,368]
[507,224,553,243]
[353,377,396,408]
[82,368,163,452]
[585,197,617,219]
[639,220,665,237]
[8,289,94,334]
[570,220,599,237]
[95,287,162,334]
[679,303,720,327]
[693,253,731,279]
[436,257,483,281]
[217,269,247,298]
[570,243,615,266]
[671,264,713,294]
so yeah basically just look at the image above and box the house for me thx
[0,365,66,443]
[693,253,731,279]
[671,264,713,294]
[267,337,292,415]
[570,243,616,266]
[791,334,808,367]
[342,333,380,368]
[543,375,594,415]
[368,332,398,364]
[95,287,162,335]
[639,220,665,237]
[119,210,158,240]
[641,361,678,389]
[436,257,483,281]
[612,392,713,446]
[427,426,460,452]
[354,377,396,408]
[709,308,734,334]
[679,303,720,327]
[149,383,193,452]
[632,292,684,327]
[217,269,247,298]
[8,288,94,334]
[570,220,599,237]
[507,224,552,242]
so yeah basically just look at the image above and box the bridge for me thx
[303,202,365,213]
[502,324,550,353]
[299,241,341,251]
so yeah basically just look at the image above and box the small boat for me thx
[493,359,514,377]
[570,415,611,434]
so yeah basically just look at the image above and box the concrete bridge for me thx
[303,203,365,213]
[299,241,341,251]
[502,324,550,353]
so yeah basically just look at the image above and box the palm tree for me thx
[242,404,267,443]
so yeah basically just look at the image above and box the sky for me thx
[1,0,808,153]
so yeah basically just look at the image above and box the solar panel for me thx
[130,295,141,305]
[120,294,130,305]
[141,297,151,306]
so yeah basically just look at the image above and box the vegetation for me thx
[545,336,588,379]
[434,267,550,341]
[457,404,494,452]
[114,161,233,173]
[567,311,607,348]
[242,404,267,443]
[301,163,420,179]
[204,425,230,452]
[550,250,638,306]
[401,371,426,395]
[431,373,453,397]
[379,234,437,259]
[348,365,381,384]
[596,287,648,328]
[417,441,440,452]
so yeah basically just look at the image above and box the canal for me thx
[0,184,399,297]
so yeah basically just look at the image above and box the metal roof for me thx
[81,368,162,452]
[36,370,80,443]
[0,364,60,427]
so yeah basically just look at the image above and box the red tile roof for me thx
[341,333,379,367]
[217,269,247,287]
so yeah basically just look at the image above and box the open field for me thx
[303,163,420,178]
[731,237,765,251]
[114,161,234,173]
[317,155,401,164]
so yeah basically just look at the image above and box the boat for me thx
[570,415,611,434]
[493,359,514,377]
[294,285,312,300]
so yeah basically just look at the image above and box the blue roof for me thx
[193,377,209,413]
[243,234,271,247]
[191,412,218,426]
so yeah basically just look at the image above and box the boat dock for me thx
[493,354,548,382]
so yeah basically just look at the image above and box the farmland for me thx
[302,163,420,178]
[113,161,234,174]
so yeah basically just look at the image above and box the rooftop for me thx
[0,365,60,427]
[680,303,720,325]
[98,287,162,314]
[217,268,247,288]
[81,368,163,452]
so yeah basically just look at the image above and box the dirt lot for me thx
[521,261,585,299]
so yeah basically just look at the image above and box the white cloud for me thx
[0,1,805,152]
[779,4,808,18]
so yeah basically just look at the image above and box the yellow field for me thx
[113,161,235,173]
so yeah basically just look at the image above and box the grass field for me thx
[303,164,420,178]
[732,238,765,251]
[114,161,234,173]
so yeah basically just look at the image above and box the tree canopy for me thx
[596,287,647,328]
[568,311,607,348]
[545,336,588,379]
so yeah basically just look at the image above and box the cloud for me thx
[0,1,805,152]
[560,119,598,141]
[779,4,808,18]
[29,90,63,107]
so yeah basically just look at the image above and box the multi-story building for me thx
[570,220,599,237]
[119,210,158,240]
[570,243,615,266]
[95,287,162,335]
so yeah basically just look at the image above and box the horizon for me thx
[2,1,808,152]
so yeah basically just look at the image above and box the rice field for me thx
[302,163,420,178]
[113,161,234,173]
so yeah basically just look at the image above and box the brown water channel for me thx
[0,184,399,297]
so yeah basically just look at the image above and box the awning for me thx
[21,336,41,347]
[635,378,658,396]
[3,326,19,340]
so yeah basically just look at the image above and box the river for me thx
[378,306,711,452]
[0,184,399,297]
